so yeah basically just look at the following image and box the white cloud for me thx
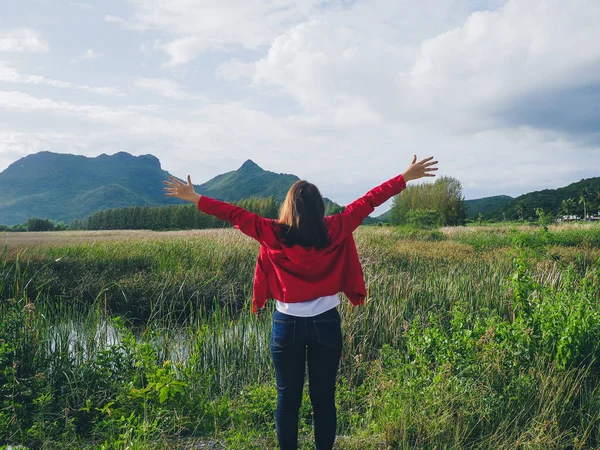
[70,2,93,10]
[156,37,216,68]
[221,0,600,135]
[407,0,600,112]
[0,28,49,53]
[107,0,342,66]
[0,63,124,96]
[71,49,104,63]
[134,77,206,100]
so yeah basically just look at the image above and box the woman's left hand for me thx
[163,175,202,204]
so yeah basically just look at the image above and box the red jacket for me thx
[197,174,406,314]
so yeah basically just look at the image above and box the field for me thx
[1,223,600,449]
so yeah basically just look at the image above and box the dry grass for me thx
[0,229,242,248]
[441,222,600,237]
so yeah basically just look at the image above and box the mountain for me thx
[465,179,600,221]
[374,209,391,222]
[197,159,300,202]
[0,152,340,225]
[497,177,600,220]
[0,152,171,225]
[465,195,513,219]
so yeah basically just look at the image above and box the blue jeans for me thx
[270,307,343,450]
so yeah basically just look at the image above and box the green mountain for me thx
[374,209,391,222]
[465,195,513,219]
[197,159,299,202]
[0,152,170,225]
[464,179,600,221]
[498,178,600,220]
[0,151,340,226]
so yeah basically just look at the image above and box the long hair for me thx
[278,180,330,249]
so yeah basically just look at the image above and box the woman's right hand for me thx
[403,155,438,182]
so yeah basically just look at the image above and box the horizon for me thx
[1,0,599,212]
[4,150,597,206]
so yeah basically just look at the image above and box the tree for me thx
[26,217,54,232]
[579,187,590,220]
[515,200,526,221]
[328,204,345,215]
[560,198,576,217]
[389,176,465,226]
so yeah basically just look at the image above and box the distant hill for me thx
[465,195,513,219]
[466,179,600,221]
[0,152,340,225]
[498,177,600,220]
[374,209,391,222]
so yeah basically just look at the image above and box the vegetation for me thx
[67,196,338,231]
[464,195,513,219]
[389,176,466,226]
[467,177,600,221]
[1,223,600,448]
[0,219,67,232]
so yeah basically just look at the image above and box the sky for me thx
[1,0,599,211]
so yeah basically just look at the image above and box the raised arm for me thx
[163,175,272,242]
[340,155,438,233]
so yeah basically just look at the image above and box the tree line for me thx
[0,197,281,232]
[70,196,280,231]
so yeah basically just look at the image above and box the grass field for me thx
[1,223,600,449]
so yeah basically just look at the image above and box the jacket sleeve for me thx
[340,174,406,233]
[197,196,273,243]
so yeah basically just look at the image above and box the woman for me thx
[164,155,438,450]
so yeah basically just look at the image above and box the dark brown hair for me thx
[278,180,330,248]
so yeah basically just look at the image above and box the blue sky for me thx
[1,0,599,210]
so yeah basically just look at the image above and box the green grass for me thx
[1,224,600,449]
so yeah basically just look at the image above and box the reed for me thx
[0,224,599,448]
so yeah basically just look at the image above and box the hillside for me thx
[198,160,299,202]
[0,152,171,225]
[465,195,513,219]
[0,152,340,225]
[472,178,600,221]
[498,177,600,220]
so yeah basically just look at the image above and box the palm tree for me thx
[560,198,576,217]
[579,187,590,220]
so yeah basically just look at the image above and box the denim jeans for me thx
[270,307,343,450]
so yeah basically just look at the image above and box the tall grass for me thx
[1,225,600,448]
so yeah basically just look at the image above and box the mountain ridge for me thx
[0,152,337,225]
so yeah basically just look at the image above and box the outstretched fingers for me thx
[168,176,185,185]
